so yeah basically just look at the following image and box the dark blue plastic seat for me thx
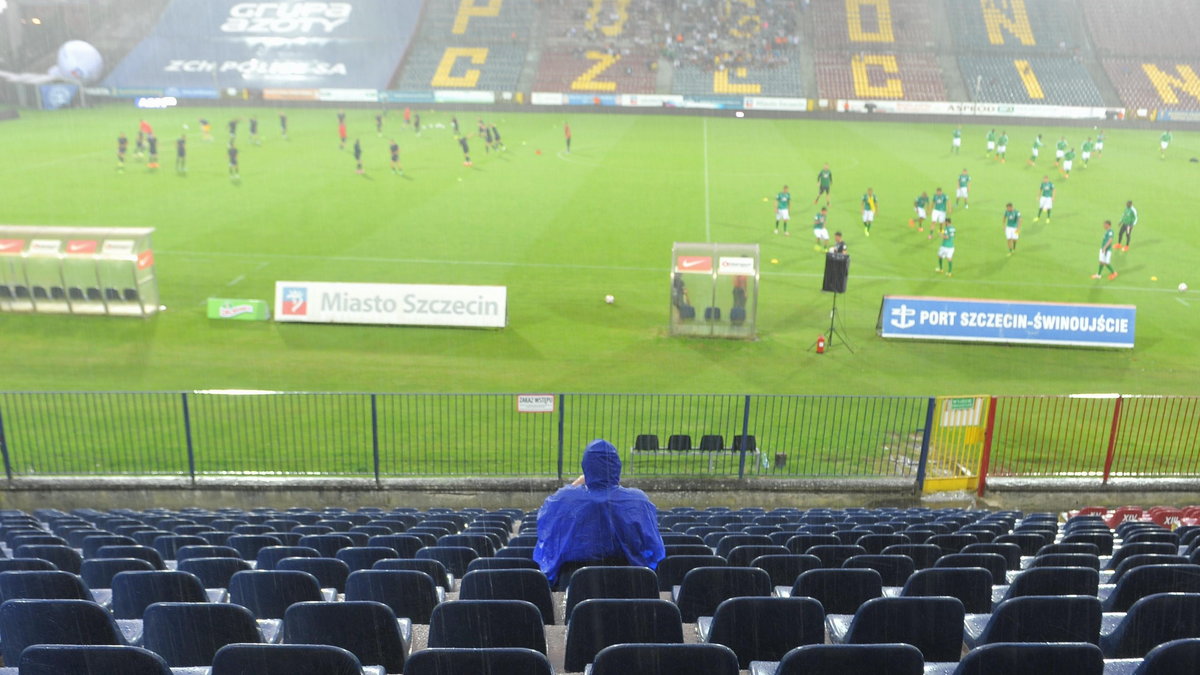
[564,598,684,672]
[773,643,924,675]
[901,567,993,613]
[81,558,156,590]
[94,544,166,570]
[807,544,868,568]
[256,545,322,570]
[675,566,771,622]
[950,642,1104,675]
[368,534,425,558]
[563,566,660,622]
[403,647,554,675]
[591,642,739,675]
[175,544,241,563]
[843,554,916,587]
[336,546,399,573]
[791,568,883,615]
[17,644,172,675]
[705,596,824,667]
[1100,592,1200,658]
[0,598,129,664]
[966,595,1102,648]
[344,569,440,624]
[0,569,92,602]
[277,556,351,593]
[228,569,323,619]
[961,543,1023,570]
[142,601,262,666]
[458,568,556,624]
[1130,638,1200,675]
[998,566,1100,603]
[415,545,479,578]
[14,544,82,574]
[82,534,137,558]
[427,599,547,653]
[834,596,966,662]
[111,569,208,619]
[1103,565,1200,612]
[655,555,726,591]
[178,557,252,588]
[373,558,453,589]
[210,643,364,675]
[226,534,284,560]
[882,543,944,570]
[283,600,408,673]
[751,553,822,587]
[152,535,209,561]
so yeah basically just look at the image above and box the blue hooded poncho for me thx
[533,439,665,584]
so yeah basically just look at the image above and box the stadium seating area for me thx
[671,63,804,97]
[1083,1,1200,59]
[392,0,534,91]
[532,47,659,95]
[1,504,1199,673]
[1102,59,1200,111]
[959,56,1103,106]
[947,0,1076,53]
[814,51,945,101]
[808,0,937,50]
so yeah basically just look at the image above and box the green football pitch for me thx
[0,106,1196,395]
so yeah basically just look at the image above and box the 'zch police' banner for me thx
[105,0,425,91]
[878,295,1136,349]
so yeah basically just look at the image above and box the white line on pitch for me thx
[226,275,245,287]
[1177,297,1191,307]
[702,117,711,242]
[158,250,1186,294]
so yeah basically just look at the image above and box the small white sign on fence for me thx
[517,394,555,413]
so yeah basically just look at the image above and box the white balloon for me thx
[56,40,104,83]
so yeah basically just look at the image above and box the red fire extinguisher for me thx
[816,334,826,354]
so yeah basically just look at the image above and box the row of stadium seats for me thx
[393,44,528,92]
[2,506,1199,673]
[813,51,946,100]
[809,0,937,51]
[946,0,1076,54]
[1084,0,1200,59]
[532,48,659,94]
[959,55,1104,105]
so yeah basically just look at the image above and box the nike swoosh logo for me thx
[680,259,707,268]
[68,244,91,252]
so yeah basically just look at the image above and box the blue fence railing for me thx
[0,392,934,482]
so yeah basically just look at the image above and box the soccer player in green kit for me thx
[1093,220,1117,280]
[930,188,949,240]
[812,207,830,252]
[1116,200,1137,251]
[1160,130,1172,159]
[1035,176,1054,223]
[1095,129,1104,156]
[1081,137,1095,168]
[774,185,792,235]
[861,187,878,237]
[955,168,971,209]
[996,131,1009,163]
[813,164,832,206]
[1055,136,1068,166]
[986,129,996,157]
[935,218,956,277]
[1028,134,1043,166]
[1062,147,1076,179]
[1003,203,1021,256]
[912,191,930,231]
[951,126,962,154]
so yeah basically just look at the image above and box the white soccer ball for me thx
[1180,283,1189,292]
[604,294,615,304]
[183,123,190,130]
[55,40,104,83]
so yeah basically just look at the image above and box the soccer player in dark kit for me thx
[458,135,472,167]
[116,132,128,171]
[175,135,186,173]
[354,139,363,174]
[228,143,239,179]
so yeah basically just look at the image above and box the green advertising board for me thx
[207,298,270,321]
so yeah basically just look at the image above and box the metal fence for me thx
[0,392,1196,486]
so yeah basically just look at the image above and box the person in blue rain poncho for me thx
[534,439,665,586]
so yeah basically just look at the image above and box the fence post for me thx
[181,393,195,484]
[371,394,381,486]
[976,397,998,497]
[0,400,12,481]
[736,395,752,479]
[915,397,936,494]
[556,394,566,481]
[1102,395,1124,485]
